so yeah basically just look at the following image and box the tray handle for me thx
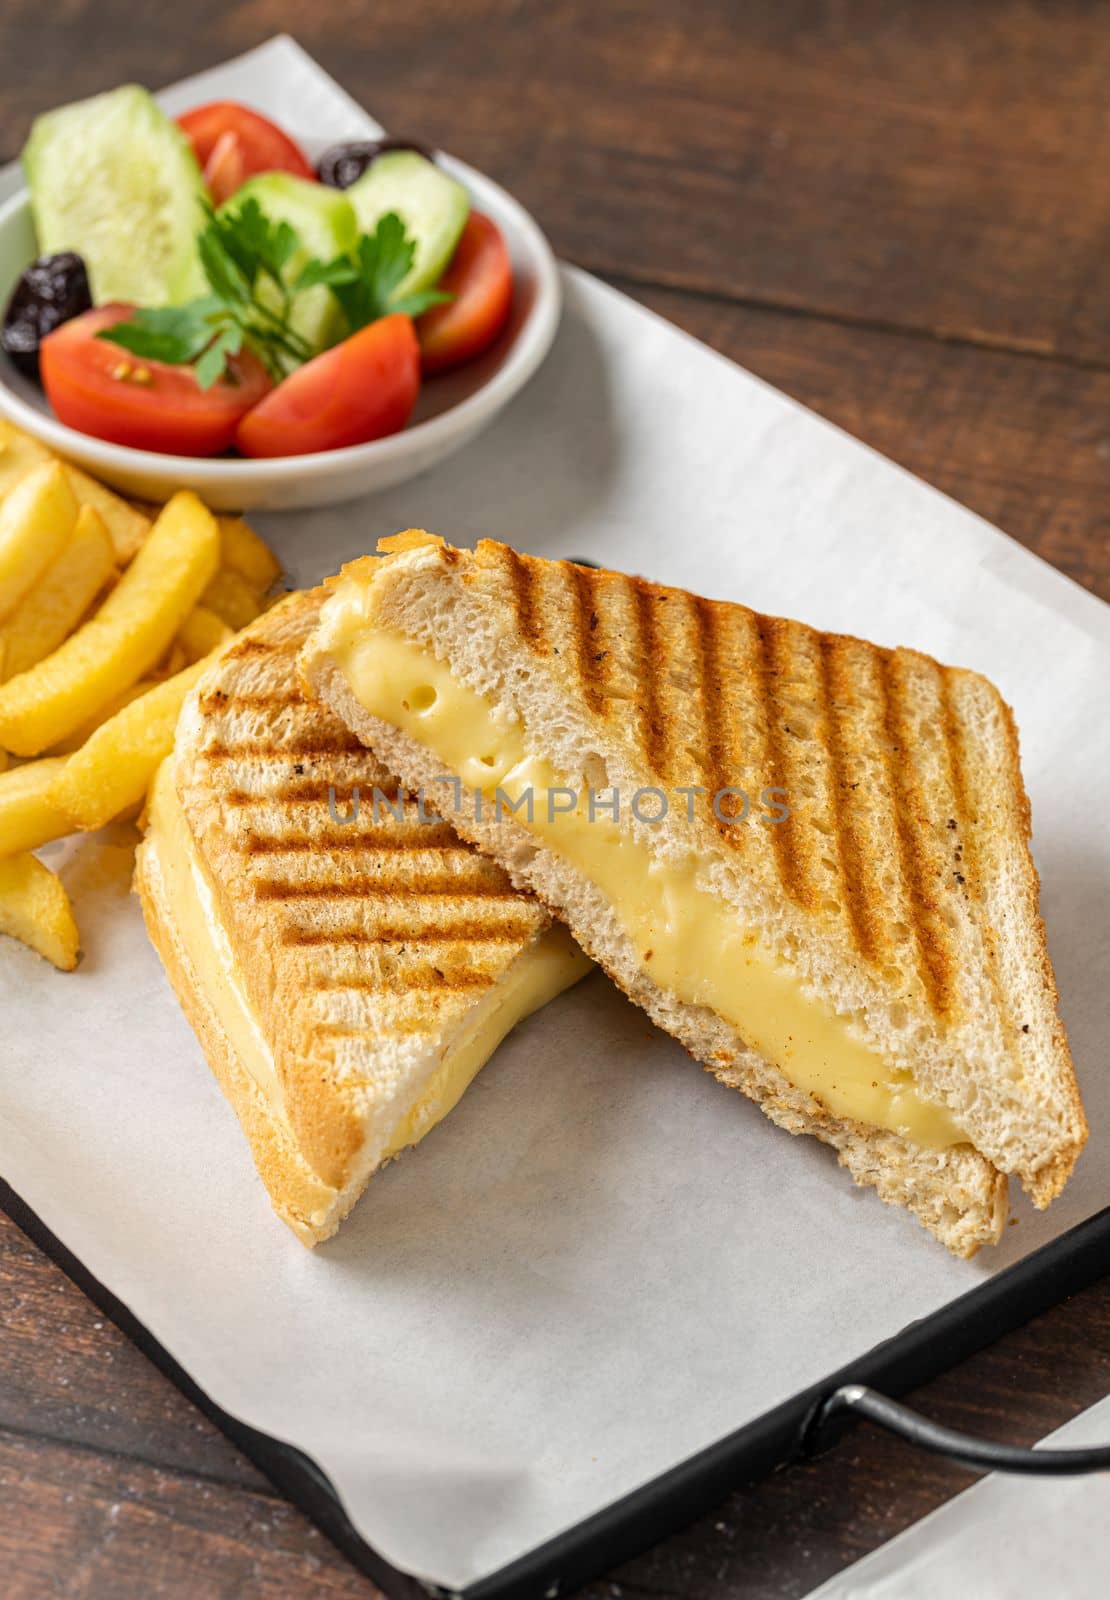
[805,1384,1110,1476]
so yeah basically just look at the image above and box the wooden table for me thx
[3,4,1108,1595]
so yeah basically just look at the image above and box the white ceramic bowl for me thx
[0,154,561,510]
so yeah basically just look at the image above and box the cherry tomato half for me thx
[235,313,421,457]
[177,102,315,204]
[41,305,272,457]
[416,212,513,374]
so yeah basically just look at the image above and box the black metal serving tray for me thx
[3,1176,1109,1599]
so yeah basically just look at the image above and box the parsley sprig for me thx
[98,199,451,388]
[295,212,450,328]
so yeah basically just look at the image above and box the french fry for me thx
[50,649,221,831]
[158,642,188,679]
[218,515,281,592]
[62,464,151,563]
[0,851,78,969]
[176,605,233,663]
[0,505,115,682]
[0,462,78,621]
[48,681,153,755]
[0,423,150,562]
[201,566,266,631]
[0,491,219,756]
[0,420,51,497]
[0,756,70,854]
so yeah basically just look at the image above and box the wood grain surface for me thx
[2,3,1108,1597]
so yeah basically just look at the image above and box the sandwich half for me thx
[135,586,590,1244]
[300,531,1086,1257]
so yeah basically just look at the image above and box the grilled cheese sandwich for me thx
[136,588,590,1244]
[326,620,966,1150]
[301,533,1086,1256]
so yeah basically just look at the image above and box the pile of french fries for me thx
[0,421,282,970]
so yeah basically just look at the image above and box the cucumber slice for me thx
[201,173,358,361]
[346,152,469,300]
[23,85,207,307]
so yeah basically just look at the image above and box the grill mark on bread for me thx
[568,561,607,714]
[819,635,880,961]
[197,689,306,714]
[940,668,1014,1047]
[756,616,810,905]
[241,825,462,854]
[693,597,732,830]
[314,1015,489,1044]
[222,783,360,808]
[256,877,522,901]
[631,580,669,782]
[284,920,539,947]
[672,588,710,793]
[313,1022,432,1041]
[223,782,407,805]
[222,778,414,808]
[311,971,497,993]
[223,637,275,660]
[203,733,366,759]
[502,546,546,653]
[879,652,956,1015]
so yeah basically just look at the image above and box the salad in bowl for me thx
[0,87,559,506]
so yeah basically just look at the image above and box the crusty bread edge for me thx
[946,672,1087,1204]
[135,825,357,1247]
[302,650,1009,1259]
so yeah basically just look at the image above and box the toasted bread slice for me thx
[135,587,589,1244]
[300,534,1085,1257]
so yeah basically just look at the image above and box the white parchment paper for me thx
[805,1396,1110,1599]
[1,37,1108,1593]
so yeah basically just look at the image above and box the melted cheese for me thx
[148,760,288,1121]
[381,924,590,1158]
[145,761,591,1170]
[325,615,967,1150]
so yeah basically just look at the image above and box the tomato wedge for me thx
[416,212,513,374]
[235,314,421,457]
[41,305,272,457]
[198,130,248,207]
[177,102,315,203]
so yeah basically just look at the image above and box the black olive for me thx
[316,138,435,189]
[2,252,92,378]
